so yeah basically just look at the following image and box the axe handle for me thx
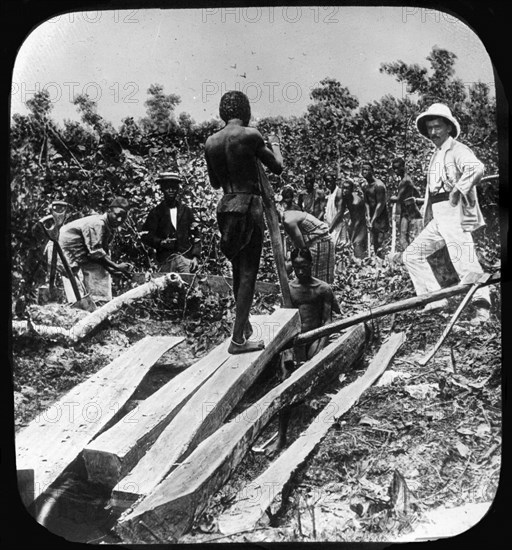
[54,241,83,301]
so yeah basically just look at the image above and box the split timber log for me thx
[131,272,280,296]
[293,272,500,348]
[11,273,183,343]
[82,339,232,488]
[115,323,367,543]
[218,331,406,535]
[110,309,301,512]
[16,336,184,509]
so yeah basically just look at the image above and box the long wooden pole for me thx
[257,162,293,307]
[291,272,500,348]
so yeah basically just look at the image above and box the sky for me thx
[11,6,496,127]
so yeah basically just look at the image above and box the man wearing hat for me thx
[402,103,490,321]
[141,172,201,273]
[58,196,132,304]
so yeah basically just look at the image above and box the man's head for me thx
[323,173,337,192]
[415,103,460,145]
[391,157,405,178]
[304,173,315,192]
[157,172,181,207]
[290,247,313,284]
[281,185,295,210]
[107,196,130,228]
[424,117,453,148]
[219,91,251,126]
[341,177,354,198]
[361,161,374,181]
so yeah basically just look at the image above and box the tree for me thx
[140,84,181,135]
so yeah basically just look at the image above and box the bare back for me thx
[205,123,282,194]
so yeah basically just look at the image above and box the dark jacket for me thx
[141,201,200,263]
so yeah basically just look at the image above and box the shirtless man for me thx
[299,173,326,220]
[205,91,283,354]
[390,157,423,251]
[362,161,389,257]
[270,247,339,453]
[329,177,368,258]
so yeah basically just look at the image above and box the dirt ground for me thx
[11,258,502,544]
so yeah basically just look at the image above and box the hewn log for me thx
[218,331,406,535]
[110,309,301,512]
[16,336,184,509]
[82,339,232,488]
[11,273,184,342]
[115,323,367,543]
[294,272,500,347]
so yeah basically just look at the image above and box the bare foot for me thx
[228,338,265,355]
[244,321,254,340]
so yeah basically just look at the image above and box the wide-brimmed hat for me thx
[415,103,460,139]
[156,171,182,186]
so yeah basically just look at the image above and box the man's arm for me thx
[329,193,346,233]
[283,215,307,249]
[204,141,222,190]
[140,207,162,249]
[370,183,387,227]
[451,145,485,197]
[253,129,283,175]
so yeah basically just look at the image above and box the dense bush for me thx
[10,48,500,300]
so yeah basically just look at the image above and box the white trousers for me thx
[403,201,490,305]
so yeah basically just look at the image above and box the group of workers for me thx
[45,92,489,366]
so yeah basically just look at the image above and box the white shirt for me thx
[169,207,177,230]
[428,136,454,194]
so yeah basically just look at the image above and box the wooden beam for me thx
[257,161,293,307]
[110,309,301,512]
[82,339,232,488]
[218,331,406,535]
[16,336,184,509]
[131,273,280,296]
[115,323,367,543]
[293,272,500,348]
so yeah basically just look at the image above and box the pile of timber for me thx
[16,335,184,513]
[115,323,369,543]
[102,309,300,511]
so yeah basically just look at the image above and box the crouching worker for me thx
[141,172,201,273]
[268,247,340,455]
[58,197,132,305]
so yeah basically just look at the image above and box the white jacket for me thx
[423,137,485,232]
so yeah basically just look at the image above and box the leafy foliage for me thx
[10,48,500,300]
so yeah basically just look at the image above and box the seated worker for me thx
[390,157,423,251]
[329,177,368,259]
[141,172,201,273]
[58,196,132,304]
[298,173,326,221]
[281,208,335,284]
[205,90,283,354]
[269,247,340,455]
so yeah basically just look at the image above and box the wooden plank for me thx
[16,335,184,507]
[218,331,406,535]
[115,323,367,543]
[257,161,293,307]
[110,309,301,512]
[131,273,280,296]
[293,272,500,348]
[82,339,232,488]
